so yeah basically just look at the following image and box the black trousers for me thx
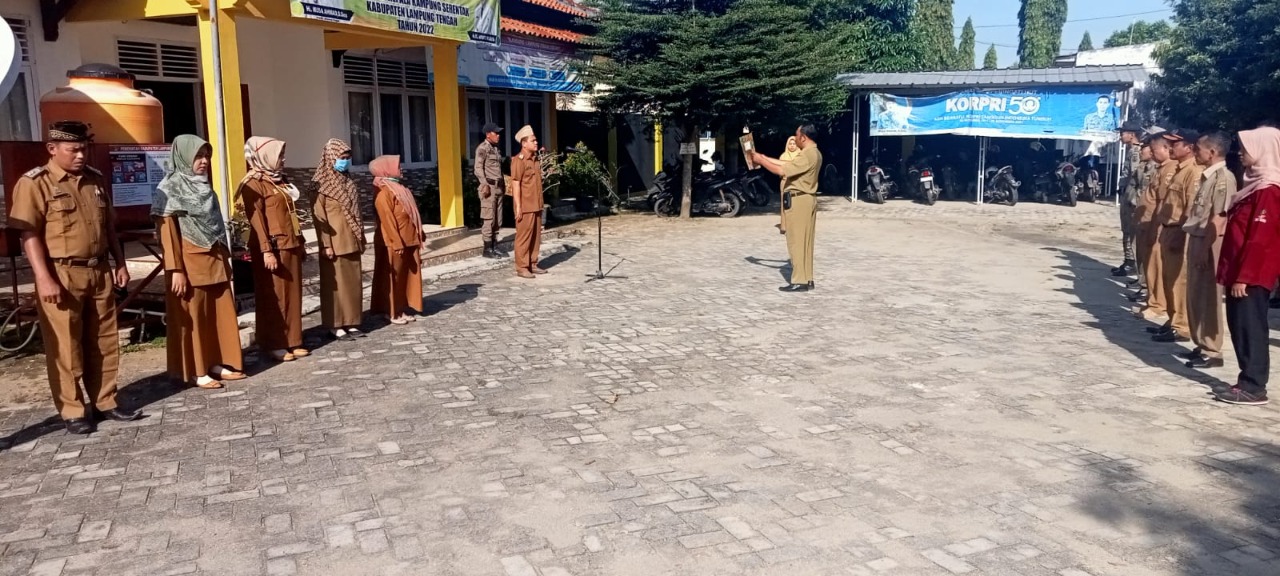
[1225,285,1271,394]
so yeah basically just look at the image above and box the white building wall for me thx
[3,0,337,162]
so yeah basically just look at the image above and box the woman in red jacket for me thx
[1216,126,1280,405]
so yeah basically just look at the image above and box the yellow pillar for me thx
[433,42,464,228]
[198,5,246,209]
[654,122,663,175]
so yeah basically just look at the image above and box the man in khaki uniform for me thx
[1182,132,1236,368]
[474,122,506,259]
[509,125,545,279]
[1112,121,1145,277]
[8,121,142,434]
[1136,134,1178,319]
[1152,129,1205,343]
[752,124,823,293]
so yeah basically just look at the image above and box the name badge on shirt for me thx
[93,187,107,208]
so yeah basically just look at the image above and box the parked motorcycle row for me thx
[648,159,776,218]
[860,147,1107,208]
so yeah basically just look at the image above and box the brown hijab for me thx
[370,155,422,236]
[311,139,364,249]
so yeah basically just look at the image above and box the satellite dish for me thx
[0,18,20,101]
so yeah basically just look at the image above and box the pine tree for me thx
[957,17,976,69]
[913,0,957,70]
[983,45,999,69]
[1078,31,1093,52]
[1018,0,1068,68]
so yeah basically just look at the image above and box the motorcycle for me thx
[1076,154,1102,203]
[646,158,723,209]
[650,166,744,218]
[941,165,960,201]
[1054,160,1080,206]
[904,154,944,205]
[982,165,1019,205]
[736,171,773,207]
[862,160,897,204]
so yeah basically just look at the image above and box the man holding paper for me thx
[751,124,823,293]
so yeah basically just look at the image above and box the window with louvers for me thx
[117,40,200,80]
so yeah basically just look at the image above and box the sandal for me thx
[390,316,410,325]
[194,375,224,389]
[211,366,247,381]
[270,350,296,362]
[290,348,311,358]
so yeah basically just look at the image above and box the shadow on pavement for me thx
[421,283,482,316]
[1050,248,1223,389]
[1,371,178,451]
[744,256,792,283]
[1075,435,1280,576]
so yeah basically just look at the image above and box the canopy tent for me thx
[838,65,1151,204]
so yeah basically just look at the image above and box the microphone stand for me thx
[567,147,624,282]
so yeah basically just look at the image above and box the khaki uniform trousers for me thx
[36,262,120,420]
[514,212,542,272]
[1187,234,1225,358]
[1140,223,1165,314]
[784,192,818,285]
[480,184,505,243]
[1159,227,1190,335]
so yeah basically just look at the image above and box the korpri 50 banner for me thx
[869,88,1120,141]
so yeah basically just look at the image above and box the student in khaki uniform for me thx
[153,135,246,389]
[9,121,143,434]
[239,136,309,363]
[371,155,425,324]
[1136,135,1178,320]
[509,125,546,279]
[474,122,506,258]
[1151,129,1205,343]
[752,124,823,293]
[310,139,366,341]
[1181,132,1237,368]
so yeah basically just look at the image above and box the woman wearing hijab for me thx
[370,155,424,325]
[238,136,308,362]
[777,137,801,234]
[1215,126,1280,406]
[311,139,366,341]
[153,135,246,388]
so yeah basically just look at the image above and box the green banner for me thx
[290,0,500,45]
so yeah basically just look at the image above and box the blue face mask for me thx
[334,158,351,172]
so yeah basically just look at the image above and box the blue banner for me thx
[869,88,1120,141]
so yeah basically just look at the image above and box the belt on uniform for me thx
[51,256,107,268]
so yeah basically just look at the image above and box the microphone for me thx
[565,146,585,154]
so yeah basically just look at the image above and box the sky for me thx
[952,0,1173,68]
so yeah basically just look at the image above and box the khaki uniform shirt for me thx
[1121,143,1142,205]
[239,179,303,253]
[1138,159,1179,224]
[474,140,504,191]
[1160,157,1206,227]
[157,217,231,287]
[9,162,113,259]
[510,153,544,214]
[374,187,423,250]
[313,195,364,257]
[782,145,823,195]
[1183,162,1236,238]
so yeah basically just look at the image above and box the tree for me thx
[1078,31,1093,52]
[583,0,917,217]
[913,0,957,70]
[1153,0,1280,131]
[957,17,976,69]
[1104,20,1173,47]
[1018,0,1068,68]
[983,45,999,69]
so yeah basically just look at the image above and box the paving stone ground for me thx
[2,198,1280,576]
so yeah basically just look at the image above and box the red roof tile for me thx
[521,0,594,17]
[501,18,586,44]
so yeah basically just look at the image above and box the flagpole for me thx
[210,0,233,251]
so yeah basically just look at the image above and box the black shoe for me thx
[1152,332,1189,343]
[807,281,815,290]
[99,408,142,422]
[64,418,93,435]
[1216,386,1269,406]
[1128,291,1148,303]
[1181,347,1203,359]
[1146,324,1173,335]
[1127,277,1143,286]
[779,284,811,293]
[1186,357,1225,369]
[1111,260,1135,277]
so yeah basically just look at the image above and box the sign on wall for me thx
[456,35,582,93]
[869,88,1120,141]
[109,145,172,207]
[290,0,500,46]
